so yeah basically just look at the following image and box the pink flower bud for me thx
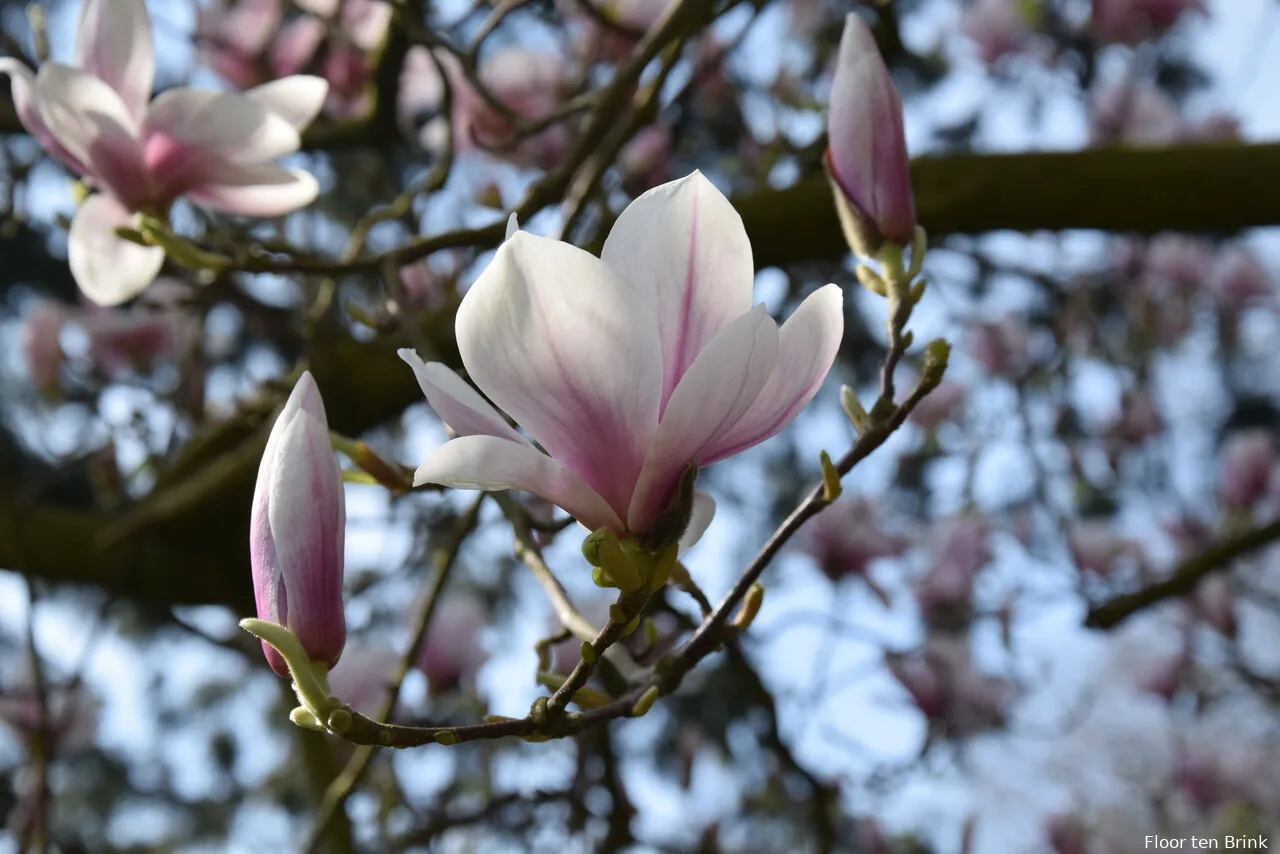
[250,372,347,677]
[1091,0,1207,45]
[887,635,1008,736]
[1218,429,1274,511]
[416,591,489,695]
[1067,521,1135,578]
[1190,575,1236,637]
[915,516,992,625]
[1044,814,1088,854]
[961,0,1032,65]
[1114,388,1162,444]
[825,14,916,254]
[908,379,965,430]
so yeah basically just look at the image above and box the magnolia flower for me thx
[968,317,1031,376]
[401,172,843,544]
[251,372,347,677]
[1113,388,1162,444]
[1091,0,1206,45]
[619,125,673,195]
[0,0,327,306]
[571,0,675,63]
[21,300,68,392]
[1210,245,1273,310]
[799,497,905,603]
[416,591,490,695]
[908,379,965,430]
[1068,521,1137,578]
[79,300,195,377]
[196,0,283,89]
[400,46,572,169]
[1090,81,1183,146]
[915,516,992,625]
[1190,575,1236,637]
[271,0,391,118]
[1218,429,1274,511]
[325,643,395,718]
[825,14,916,255]
[960,0,1032,64]
[886,634,1008,736]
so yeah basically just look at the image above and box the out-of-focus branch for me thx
[1085,517,1280,629]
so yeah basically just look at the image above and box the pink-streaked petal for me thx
[67,193,164,306]
[76,0,154,124]
[414,435,625,532]
[456,232,663,521]
[184,161,318,216]
[704,284,845,463]
[0,59,90,174]
[34,63,147,203]
[342,0,393,51]
[601,171,755,411]
[397,348,529,444]
[628,304,779,533]
[247,75,329,131]
[144,88,300,163]
[270,17,327,78]
[678,489,716,556]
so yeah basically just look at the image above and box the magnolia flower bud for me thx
[250,371,347,677]
[824,14,916,256]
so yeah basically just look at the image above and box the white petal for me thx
[76,0,154,124]
[628,304,779,533]
[0,59,88,174]
[601,171,755,409]
[397,348,529,444]
[505,212,519,241]
[456,232,663,520]
[34,63,145,198]
[704,284,845,463]
[68,193,164,306]
[678,489,716,556]
[184,161,318,216]
[144,88,300,162]
[415,435,624,532]
[247,75,329,131]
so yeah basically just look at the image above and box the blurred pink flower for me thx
[22,300,68,392]
[196,0,282,89]
[968,318,1031,376]
[961,0,1032,64]
[1090,81,1183,146]
[908,379,965,430]
[1044,814,1089,854]
[417,591,489,695]
[1068,521,1136,578]
[1210,245,1273,310]
[79,300,195,377]
[571,0,675,63]
[886,634,1008,736]
[0,681,98,753]
[326,643,395,717]
[1114,388,1162,444]
[1190,575,1236,637]
[915,516,992,625]
[1091,0,1207,45]
[1139,234,1213,295]
[1217,429,1274,511]
[400,46,572,169]
[800,497,906,604]
[1162,514,1212,556]
[619,125,673,195]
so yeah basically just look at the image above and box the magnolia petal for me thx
[67,194,164,306]
[703,284,845,463]
[0,60,89,174]
[397,348,529,444]
[678,489,716,556]
[34,63,146,200]
[247,75,329,131]
[263,391,346,669]
[144,88,300,163]
[601,171,755,410]
[76,0,154,124]
[415,435,625,532]
[184,161,319,216]
[628,304,779,533]
[456,232,663,519]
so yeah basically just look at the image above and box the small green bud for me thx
[924,338,952,385]
[732,583,766,630]
[840,385,871,434]
[646,463,699,553]
[591,565,614,589]
[583,528,642,592]
[326,708,353,734]
[819,451,842,503]
[909,277,929,305]
[378,730,393,746]
[484,714,519,724]
[290,707,325,731]
[570,686,614,709]
[854,263,888,297]
[579,641,598,664]
[530,696,549,726]
[609,603,630,625]
[643,617,659,649]
[631,685,660,718]
[434,730,459,746]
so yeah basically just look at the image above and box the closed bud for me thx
[825,14,917,256]
[250,372,347,678]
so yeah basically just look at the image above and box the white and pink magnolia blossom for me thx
[79,298,196,377]
[1190,575,1236,637]
[0,0,327,306]
[1068,520,1137,578]
[968,317,1031,376]
[825,14,916,255]
[618,125,673,195]
[960,0,1032,65]
[251,371,347,677]
[1217,429,1274,511]
[571,0,675,63]
[416,591,490,695]
[325,643,395,718]
[1091,0,1206,45]
[886,634,1009,736]
[1138,234,1213,294]
[800,497,906,603]
[400,46,572,169]
[1090,81,1183,146]
[400,172,843,544]
[1210,245,1273,310]
[21,300,68,392]
[196,0,283,89]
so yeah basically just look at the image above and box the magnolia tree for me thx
[0,0,1277,851]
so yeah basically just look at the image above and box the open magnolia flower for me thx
[400,171,844,549]
[0,0,327,306]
